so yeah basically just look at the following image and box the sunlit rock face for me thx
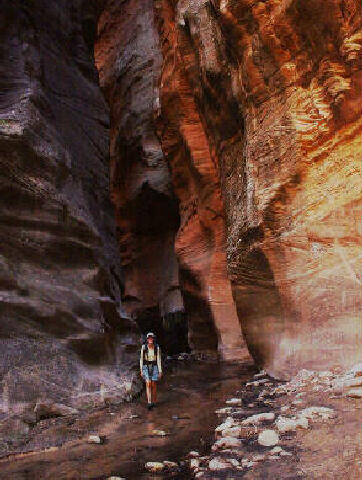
[155,0,361,376]
[95,0,249,359]
[0,0,140,413]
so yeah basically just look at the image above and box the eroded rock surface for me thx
[0,0,140,414]
[154,0,361,374]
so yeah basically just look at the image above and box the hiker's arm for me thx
[157,346,162,374]
[140,345,144,374]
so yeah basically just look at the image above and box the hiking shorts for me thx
[142,365,159,381]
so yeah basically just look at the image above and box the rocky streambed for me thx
[0,358,255,479]
[0,360,360,479]
[185,364,362,479]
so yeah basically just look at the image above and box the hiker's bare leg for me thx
[145,381,152,403]
[151,381,157,403]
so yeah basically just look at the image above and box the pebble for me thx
[189,451,200,457]
[258,429,279,446]
[226,398,242,406]
[280,450,293,457]
[107,477,126,480]
[242,412,275,426]
[190,458,200,469]
[215,407,234,414]
[145,462,164,472]
[87,435,103,444]
[298,406,335,420]
[209,457,232,470]
[276,415,308,433]
[212,436,242,450]
[217,426,242,438]
[151,429,168,436]
[252,454,266,462]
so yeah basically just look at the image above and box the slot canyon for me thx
[0,0,361,476]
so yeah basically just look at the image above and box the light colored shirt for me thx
[140,344,162,373]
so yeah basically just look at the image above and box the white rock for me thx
[280,450,293,457]
[107,477,126,480]
[226,398,242,406]
[208,457,231,470]
[218,426,242,438]
[252,454,265,462]
[87,435,102,444]
[271,446,283,453]
[215,407,234,415]
[269,455,280,460]
[145,462,164,472]
[258,429,279,446]
[212,436,242,450]
[190,458,200,469]
[189,451,200,457]
[242,412,275,426]
[152,429,168,436]
[276,416,308,433]
[254,370,267,378]
[298,406,335,420]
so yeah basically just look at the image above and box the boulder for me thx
[258,429,279,447]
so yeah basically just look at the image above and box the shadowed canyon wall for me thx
[0,0,140,414]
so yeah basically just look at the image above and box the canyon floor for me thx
[0,360,360,480]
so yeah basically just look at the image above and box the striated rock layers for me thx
[1,0,360,406]
[95,0,249,359]
[0,0,140,414]
[154,0,362,375]
[95,0,361,372]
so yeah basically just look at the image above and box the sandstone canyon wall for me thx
[154,0,361,376]
[95,0,250,360]
[0,0,360,419]
[0,0,140,414]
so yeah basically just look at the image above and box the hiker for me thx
[139,332,162,410]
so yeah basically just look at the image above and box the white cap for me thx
[146,332,155,337]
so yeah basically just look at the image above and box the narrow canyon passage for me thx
[0,0,361,478]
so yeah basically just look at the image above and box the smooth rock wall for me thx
[0,0,140,413]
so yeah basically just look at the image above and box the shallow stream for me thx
[0,360,255,479]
